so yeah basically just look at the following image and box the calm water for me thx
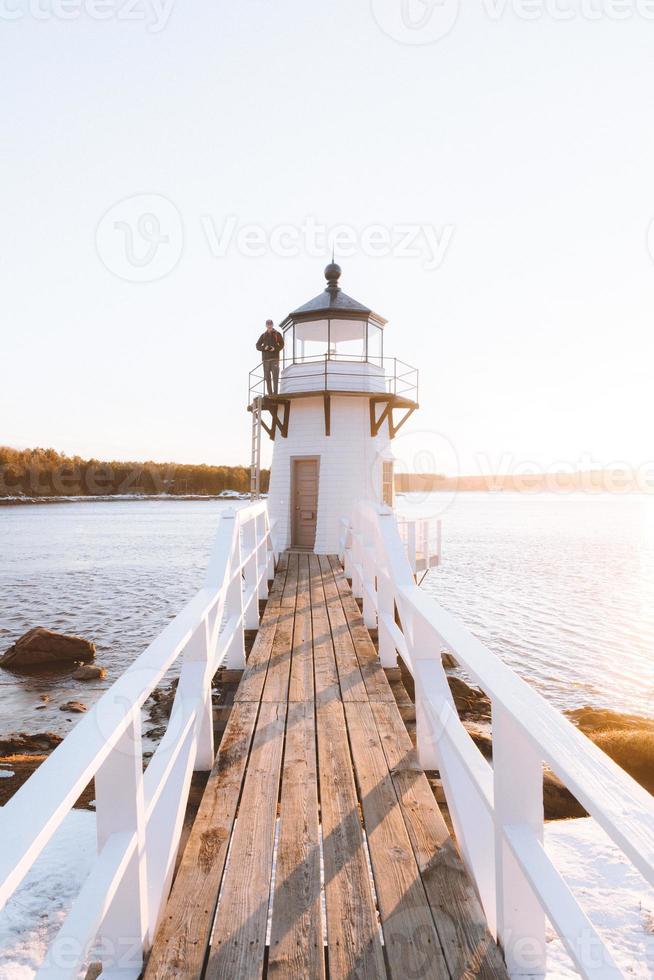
[1,494,653,737]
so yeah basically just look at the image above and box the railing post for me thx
[242,515,260,630]
[410,611,451,771]
[377,567,397,667]
[255,511,269,600]
[341,521,353,577]
[350,528,363,598]
[406,520,417,576]
[266,515,276,582]
[492,705,546,975]
[95,713,149,972]
[181,617,214,772]
[362,540,377,629]
[215,510,246,669]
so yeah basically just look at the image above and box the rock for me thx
[0,628,95,671]
[73,664,107,681]
[464,723,586,819]
[447,676,491,722]
[40,694,49,702]
[566,705,654,735]
[59,701,87,713]
[441,651,458,669]
[0,732,62,755]
[543,769,587,820]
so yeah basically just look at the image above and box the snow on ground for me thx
[0,810,96,980]
[0,811,653,978]
[545,817,654,977]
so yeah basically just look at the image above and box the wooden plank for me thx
[344,701,449,980]
[318,555,368,702]
[315,697,387,979]
[205,701,287,980]
[235,556,288,703]
[288,554,314,702]
[268,701,325,979]
[371,700,509,979]
[309,554,340,706]
[262,553,298,702]
[144,701,260,980]
[328,556,394,702]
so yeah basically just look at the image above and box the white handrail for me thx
[0,502,277,979]
[343,501,653,980]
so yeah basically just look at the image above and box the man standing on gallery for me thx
[256,319,284,396]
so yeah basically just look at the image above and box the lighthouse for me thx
[249,264,419,553]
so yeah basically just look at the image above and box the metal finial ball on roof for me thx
[324,262,342,290]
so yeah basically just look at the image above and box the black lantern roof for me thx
[281,264,387,326]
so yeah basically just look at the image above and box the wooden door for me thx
[291,458,319,551]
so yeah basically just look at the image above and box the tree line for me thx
[0,447,270,497]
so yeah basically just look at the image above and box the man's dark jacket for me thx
[256,329,284,361]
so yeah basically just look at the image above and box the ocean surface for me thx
[1,493,653,738]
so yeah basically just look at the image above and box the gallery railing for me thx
[248,354,419,404]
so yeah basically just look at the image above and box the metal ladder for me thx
[250,396,262,499]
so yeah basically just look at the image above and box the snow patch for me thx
[0,772,14,780]
[545,817,654,977]
[1,811,653,977]
[0,810,96,979]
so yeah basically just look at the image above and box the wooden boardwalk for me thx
[144,553,507,980]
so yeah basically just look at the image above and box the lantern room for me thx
[281,261,385,366]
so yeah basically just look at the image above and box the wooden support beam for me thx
[369,398,393,437]
[323,393,331,436]
[389,405,416,439]
[259,399,291,441]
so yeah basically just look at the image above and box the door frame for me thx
[290,455,320,551]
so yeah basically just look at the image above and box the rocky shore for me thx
[0,627,170,808]
[440,663,654,819]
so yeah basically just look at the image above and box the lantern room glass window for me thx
[293,319,329,362]
[367,322,383,366]
[282,316,384,365]
[329,319,366,360]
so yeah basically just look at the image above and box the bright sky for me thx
[2,0,654,476]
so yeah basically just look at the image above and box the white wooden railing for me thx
[342,501,654,980]
[0,502,276,979]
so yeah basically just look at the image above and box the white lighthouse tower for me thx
[249,263,418,553]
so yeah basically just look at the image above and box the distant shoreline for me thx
[0,493,257,506]
[3,487,653,507]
